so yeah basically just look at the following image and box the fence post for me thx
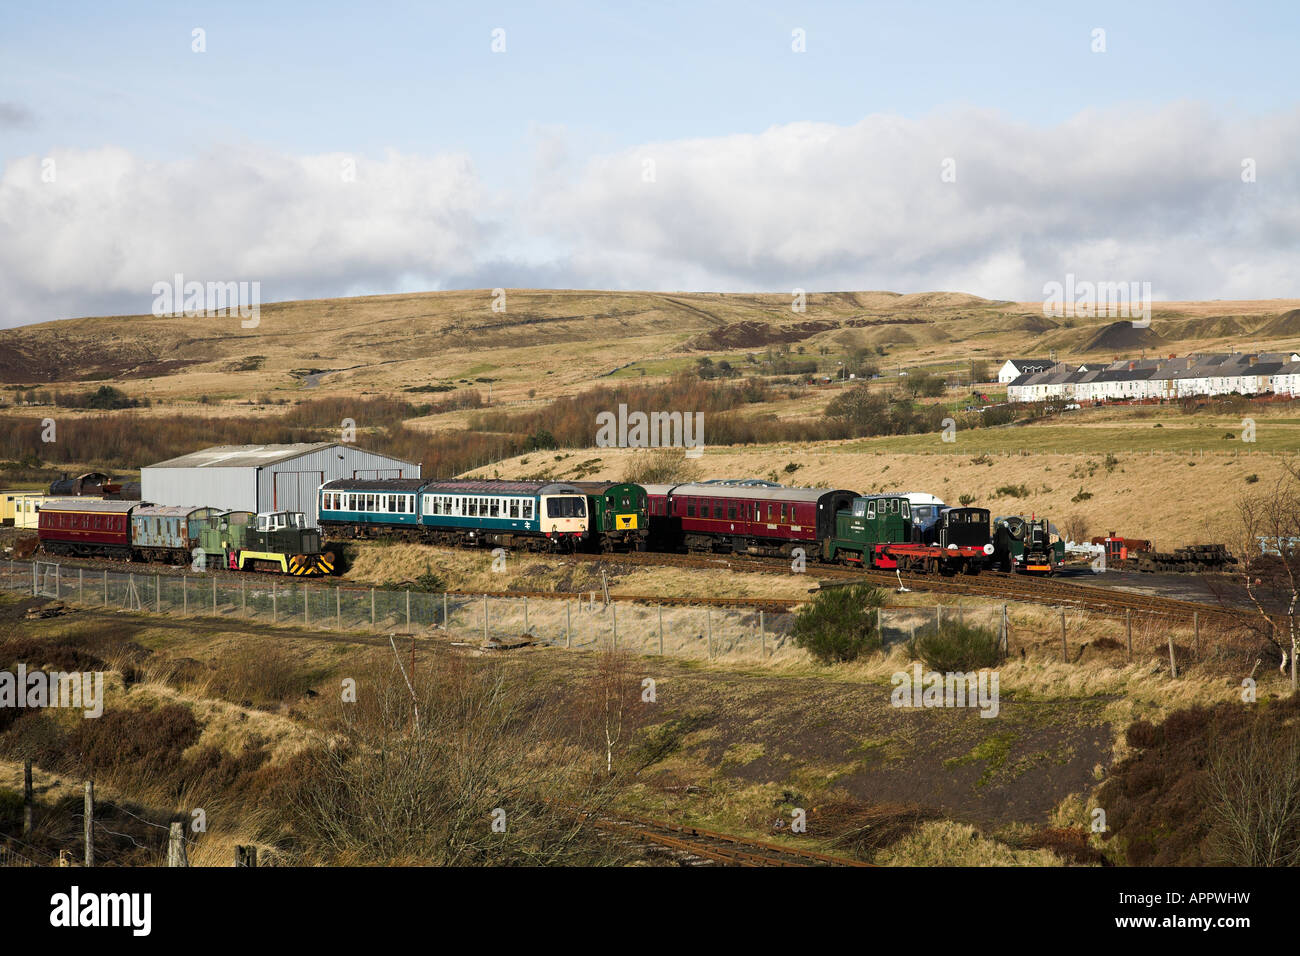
[1125,609,1132,656]
[566,601,572,649]
[241,579,246,617]
[168,822,188,867]
[22,759,32,838]
[937,605,942,631]
[83,780,94,868]
[337,587,342,630]
[707,608,713,659]
[79,568,83,605]
[523,596,528,634]
[305,586,310,627]
[273,581,278,623]
[55,565,59,600]
[369,587,374,626]
[1060,608,1067,662]
[442,592,448,628]
[1168,631,1178,678]
[235,845,258,868]
[759,609,765,657]
[213,575,217,614]
[154,573,160,612]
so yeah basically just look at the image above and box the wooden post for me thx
[305,586,310,626]
[566,601,572,648]
[658,605,664,655]
[55,565,59,599]
[22,759,32,838]
[483,594,489,641]
[442,592,448,628]
[155,574,160,612]
[235,845,258,867]
[1061,608,1067,662]
[83,780,94,868]
[369,587,374,626]
[523,596,528,634]
[168,822,188,867]
[1126,609,1132,656]
[1168,631,1178,678]
[707,608,713,659]
[405,589,411,633]
[936,605,942,631]
[759,609,765,657]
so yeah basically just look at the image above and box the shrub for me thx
[994,483,1030,499]
[1071,488,1093,503]
[910,622,1002,672]
[792,584,886,664]
[958,494,976,507]
[1246,473,1259,484]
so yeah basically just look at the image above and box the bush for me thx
[994,484,1030,499]
[1071,488,1093,503]
[910,622,1002,672]
[958,494,976,507]
[792,584,886,664]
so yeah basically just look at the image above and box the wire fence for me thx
[0,559,804,661]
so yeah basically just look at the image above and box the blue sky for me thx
[3,1,1300,324]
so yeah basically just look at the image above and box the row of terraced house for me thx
[1003,352,1300,404]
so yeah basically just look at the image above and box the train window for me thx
[728,505,737,520]
[522,500,533,519]
[621,496,630,508]
[509,499,519,518]
[490,499,500,517]
[468,499,479,517]
[853,500,865,517]
[713,501,722,519]
[780,504,787,521]
[687,502,695,517]
[363,494,373,511]
[867,502,876,518]
[902,502,910,518]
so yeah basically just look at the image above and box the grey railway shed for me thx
[141,443,421,525]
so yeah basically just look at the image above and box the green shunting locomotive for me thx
[197,510,335,575]
[993,515,1065,574]
[568,481,650,552]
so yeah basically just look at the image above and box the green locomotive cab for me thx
[568,481,650,552]
[198,510,334,575]
[825,495,913,564]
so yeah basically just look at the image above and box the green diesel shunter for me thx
[196,510,334,575]
[823,495,913,565]
[568,481,649,552]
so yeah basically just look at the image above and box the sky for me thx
[2,0,1299,326]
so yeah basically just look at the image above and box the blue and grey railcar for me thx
[318,478,591,551]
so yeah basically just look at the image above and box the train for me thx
[993,516,1066,575]
[35,500,333,575]
[326,478,997,575]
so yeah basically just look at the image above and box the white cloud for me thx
[3,103,1300,327]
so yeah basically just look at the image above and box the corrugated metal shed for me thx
[142,443,420,525]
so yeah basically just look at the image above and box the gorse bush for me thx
[792,584,886,664]
[910,622,1002,672]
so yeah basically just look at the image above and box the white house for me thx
[997,358,1055,384]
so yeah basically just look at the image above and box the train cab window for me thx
[867,502,876,518]
[852,500,866,517]
[621,496,631,508]
[901,502,910,518]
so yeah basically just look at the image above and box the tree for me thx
[580,646,640,775]
[1229,463,1300,692]
[1062,514,1089,545]
[792,584,886,663]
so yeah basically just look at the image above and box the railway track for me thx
[583,811,870,867]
